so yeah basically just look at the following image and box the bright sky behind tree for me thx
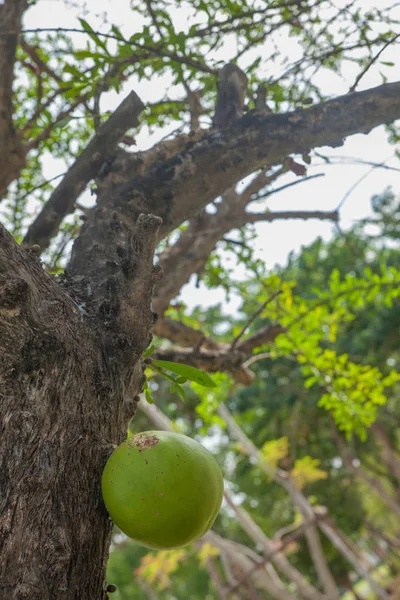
[23,0,400,309]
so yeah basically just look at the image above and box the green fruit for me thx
[101,431,224,549]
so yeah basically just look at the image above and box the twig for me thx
[12,172,65,204]
[230,290,282,350]
[335,153,395,211]
[242,351,271,368]
[349,33,400,93]
[252,173,325,202]
[22,27,216,75]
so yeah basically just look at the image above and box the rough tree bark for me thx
[2,6,400,596]
[0,91,164,598]
[0,199,161,598]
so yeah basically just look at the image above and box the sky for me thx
[22,0,400,311]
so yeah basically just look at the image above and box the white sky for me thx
[23,0,400,311]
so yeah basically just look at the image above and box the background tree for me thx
[109,197,400,599]
[1,0,400,598]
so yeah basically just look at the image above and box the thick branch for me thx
[152,346,255,385]
[153,317,220,350]
[23,91,145,249]
[108,81,400,239]
[153,168,286,316]
[0,0,27,198]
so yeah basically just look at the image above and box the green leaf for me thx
[79,18,110,54]
[143,344,156,358]
[153,360,217,388]
[144,389,154,404]
[111,24,124,41]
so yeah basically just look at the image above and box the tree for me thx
[1,0,400,598]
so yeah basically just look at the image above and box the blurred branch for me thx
[222,491,324,600]
[372,423,400,489]
[335,154,395,211]
[349,34,400,93]
[218,403,389,600]
[154,317,220,350]
[236,324,285,354]
[246,209,338,223]
[332,424,400,520]
[230,290,282,350]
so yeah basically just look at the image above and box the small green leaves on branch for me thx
[144,358,217,404]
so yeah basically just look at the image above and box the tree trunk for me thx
[0,206,158,598]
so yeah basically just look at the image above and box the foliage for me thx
[135,548,188,590]
[291,456,328,489]
[109,194,400,597]
[260,436,289,470]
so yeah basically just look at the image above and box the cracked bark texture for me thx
[0,93,163,598]
[1,13,400,595]
[89,81,400,241]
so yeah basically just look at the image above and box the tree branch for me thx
[102,81,400,240]
[23,91,144,249]
[332,425,400,520]
[153,317,220,350]
[152,346,256,385]
[372,423,400,490]
[246,209,339,223]
[236,324,286,354]
[218,403,340,599]
[152,167,298,317]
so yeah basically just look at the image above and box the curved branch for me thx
[106,81,400,239]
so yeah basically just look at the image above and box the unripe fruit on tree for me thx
[101,431,224,549]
